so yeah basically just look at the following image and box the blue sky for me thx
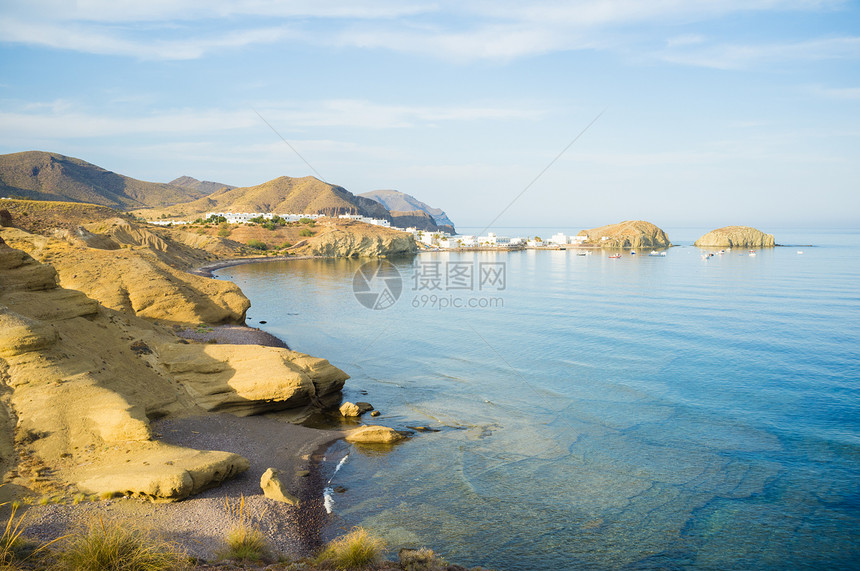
[1,0,858,229]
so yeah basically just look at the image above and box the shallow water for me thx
[216,228,860,570]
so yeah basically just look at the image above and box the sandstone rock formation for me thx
[345,425,407,444]
[0,237,348,500]
[577,220,671,249]
[339,402,361,417]
[694,226,775,248]
[294,220,417,258]
[1,224,250,325]
[260,467,299,505]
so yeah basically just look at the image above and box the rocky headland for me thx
[694,225,775,248]
[576,220,672,249]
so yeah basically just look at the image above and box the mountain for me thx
[359,189,455,232]
[169,176,235,195]
[0,151,209,209]
[389,210,442,232]
[179,175,391,219]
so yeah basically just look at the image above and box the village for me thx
[147,211,594,251]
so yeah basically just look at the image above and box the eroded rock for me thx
[260,467,299,505]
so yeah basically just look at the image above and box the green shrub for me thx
[217,227,231,237]
[247,239,267,250]
[279,242,292,249]
[298,217,315,226]
[299,229,315,237]
[315,527,385,570]
[58,517,188,570]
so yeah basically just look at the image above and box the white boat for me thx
[749,250,757,256]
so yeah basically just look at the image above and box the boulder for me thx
[694,226,775,248]
[339,402,361,417]
[260,467,299,505]
[345,425,407,444]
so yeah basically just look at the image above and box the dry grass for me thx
[315,527,386,570]
[57,516,189,571]
[0,502,62,568]
[218,495,269,562]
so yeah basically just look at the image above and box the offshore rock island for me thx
[694,225,776,248]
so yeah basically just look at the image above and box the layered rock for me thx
[576,220,671,249]
[295,221,417,258]
[1,225,250,325]
[694,226,775,248]
[0,237,348,500]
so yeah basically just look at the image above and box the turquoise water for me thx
[216,229,860,570]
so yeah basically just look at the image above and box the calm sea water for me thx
[215,228,860,570]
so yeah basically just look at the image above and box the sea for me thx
[213,227,860,570]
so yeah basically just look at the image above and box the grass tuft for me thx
[315,527,385,570]
[218,495,268,562]
[58,516,188,571]
[399,547,449,571]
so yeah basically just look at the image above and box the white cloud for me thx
[657,36,860,69]
[0,18,293,60]
[0,0,852,62]
[0,99,541,141]
[810,85,860,100]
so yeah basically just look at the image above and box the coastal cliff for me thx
[293,219,417,257]
[694,226,775,248]
[0,222,350,500]
[577,220,672,249]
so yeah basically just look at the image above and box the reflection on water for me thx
[218,232,860,570]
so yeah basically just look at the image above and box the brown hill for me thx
[173,176,391,219]
[390,210,440,232]
[0,151,208,209]
[577,220,672,249]
[169,175,235,195]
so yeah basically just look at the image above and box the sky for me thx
[0,0,858,229]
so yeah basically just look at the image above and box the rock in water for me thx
[576,220,671,249]
[260,467,299,505]
[694,226,775,248]
[345,425,407,444]
[339,402,361,417]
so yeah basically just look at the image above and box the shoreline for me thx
[191,254,325,278]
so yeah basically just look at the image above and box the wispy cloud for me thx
[809,85,860,100]
[656,36,860,69]
[0,0,852,62]
[0,99,541,140]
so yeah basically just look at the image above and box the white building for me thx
[338,214,391,227]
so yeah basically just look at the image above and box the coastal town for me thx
[148,210,599,250]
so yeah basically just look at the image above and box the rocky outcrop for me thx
[295,221,417,258]
[345,425,408,444]
[576,220,672,249]
[158,343,347,416]
[694,226,775,248]
[0,237,348,500]
[1,226,250,325]
[260,467,299,505]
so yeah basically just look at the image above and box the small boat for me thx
[797,250,804,254]
[749,250,757,256]
[609,254,622,259]
[660,251,667,257]
[630,250,636,255]
[576,252,587,256]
